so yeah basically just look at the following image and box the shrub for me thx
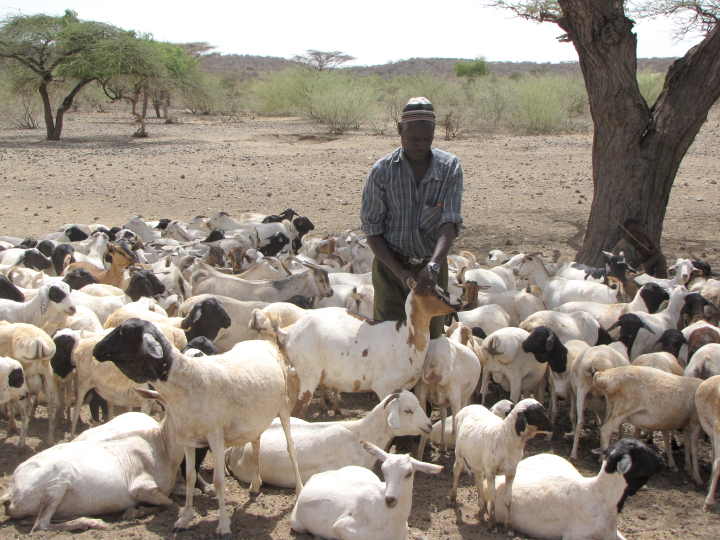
[307,74,377,133]
[637,70,664,107]
[507,74,587,133]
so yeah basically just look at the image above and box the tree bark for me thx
[47,79,95,141]
[556,1,720,266]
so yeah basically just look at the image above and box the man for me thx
[360,97,463,339]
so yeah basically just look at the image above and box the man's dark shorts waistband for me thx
[392,250,431,266]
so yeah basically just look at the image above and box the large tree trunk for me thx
[556,1,720,266]
[38,78,56,139]
[48,79,95,141]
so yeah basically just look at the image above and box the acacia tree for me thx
[0,9,125,140]
[489,1,720,265]
[292,49,356,70]
[455,56,491,82]
[79,34,197,137]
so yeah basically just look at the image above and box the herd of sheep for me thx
[0,209,718,539]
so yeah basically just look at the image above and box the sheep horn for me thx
[383,390,402,408]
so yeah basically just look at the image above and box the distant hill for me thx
[200,54,677,81]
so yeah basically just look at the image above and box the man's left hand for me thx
[414,265,438,295]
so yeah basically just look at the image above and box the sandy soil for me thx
[1,107,720,539]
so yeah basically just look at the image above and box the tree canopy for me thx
[292,50,356,71]
[486,1,720,265]
[0,10,198,140]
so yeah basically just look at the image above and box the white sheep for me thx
[0,412,184,532]
[696,376,720,510]
[0,281,76,326]
[428,399,515,450]
[478,327,548,405]
[290,440,442,540]
[520,309,612,345]
[487,439,665,540]
[92,318,303,539]
[449,400,552,534]
[635,257,699,289]
[685,343,720,379]
[594,366,703,483]
[226,389,431,488]
[451,303,512,335]
[513,254,621,309]
[457,280,545,327]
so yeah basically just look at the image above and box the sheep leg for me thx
[42,363,56,445]
[704,426,720,510]
[292,374,321,418]
[546,382,557,442]
[687,424,703,485]
[662,431,678,472]
[16,397,28,450]
[277,398,304,496]
[480,369,491,405]
[440,407,448,453]
[124,476,174,520]
[569,389,577,435]
[332,388,342,415]
[485,471,496,529]
[30,475,72,533]
[416,433,429,461]
[502,472,514,536]
[70,384,90,438]
[171,447,197,533]
[207,434,231,540]
[599,413,624,451]
[44,518,109,531]
[248,438,262,495]
[317,384,329,413]
[331,514,366,540]
[534,376,547,407]
[570,390,587,460]
[449,447,464,504]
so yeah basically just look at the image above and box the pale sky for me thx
[1,1,703,66]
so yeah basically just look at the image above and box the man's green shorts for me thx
[372,257,449,340]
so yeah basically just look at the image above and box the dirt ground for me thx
[1,107,720,539]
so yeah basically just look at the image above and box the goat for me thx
[226,390,431,488]
[290,440,442,540]
[273,281,462,416]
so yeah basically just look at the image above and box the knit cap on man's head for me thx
[401,97,436,123]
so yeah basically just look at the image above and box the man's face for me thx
[398,121,435,163]
[625,224,643,243]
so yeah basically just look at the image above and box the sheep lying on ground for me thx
[487,439,664,540]
[0,412,184,532]
[449,400,552,534]
[92,318,303,539]
[226,390,431,488]
[290,440,442,540]
[594,366,703,483]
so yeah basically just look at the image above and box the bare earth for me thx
[1,107,720,539]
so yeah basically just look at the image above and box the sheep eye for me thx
[404,409,413,414]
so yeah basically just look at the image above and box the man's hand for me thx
[394,267,415,291]
[414,264,438,295]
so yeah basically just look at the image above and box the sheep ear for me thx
[607,321,620,332]
[142,333,164,360]
[514,412,528,436]
[602,251,614,261]
[361,440,388,461]
[641,322,656,334]
[410,459,443,475]
[591,446,607,456]
[387,399,401,430]
[617,453,632,475]
[406,277,417,290]
[40,289,49,315]
[545,332,557,352]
